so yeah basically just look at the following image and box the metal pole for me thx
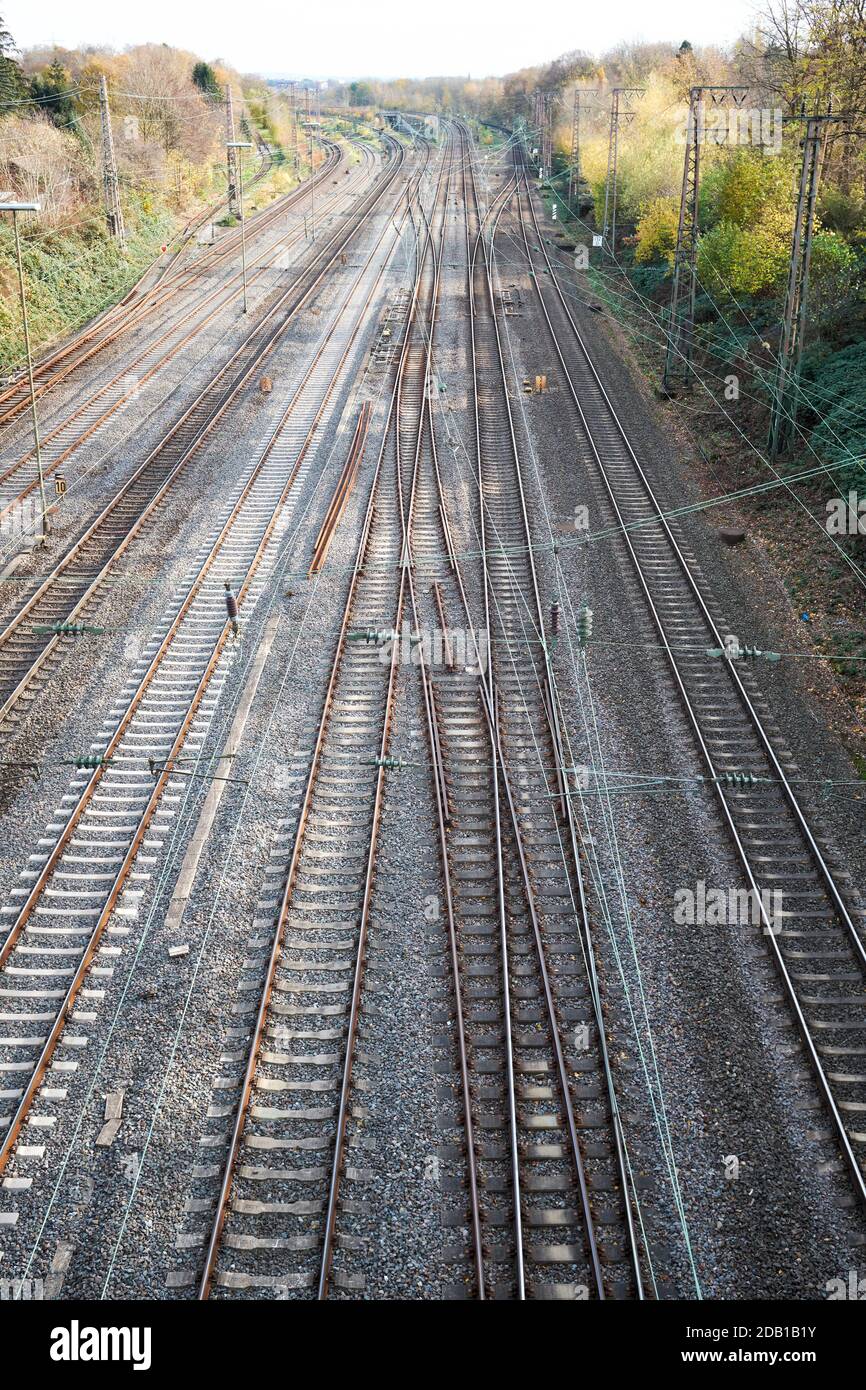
[767,114,842,455]
[288,81,299,172]
[99,75,125,248]
[238,153,247,312]
[568,89,599,210]
[664,86,749,390]
[602,88,643,255]
[10,211,49,544]
[602,89,619,251]
[568,90,579,206]
[307,88,316,242]
[227,141,253,313]
[664,87,701,389]
[225,87,239,219]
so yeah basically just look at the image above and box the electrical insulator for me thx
[549,602,560,650]
[224,581,239,637]
[347,628,397,646]
[577,605,593,647]
[707,644,780,663]
[71,754,106,768]
[34,622,105,636]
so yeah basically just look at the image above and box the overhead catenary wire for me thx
[417,136,700,1289]
[491,166,704,1291]
[524,179,866,591]
[530,134,866,466]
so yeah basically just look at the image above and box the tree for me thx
[29,59,76,127]
[0,13,24,106]
[634,197,680,266]
[348,81,375,108]
[124,45,220,164]
[0,112,87,220]
[192,61,221,101]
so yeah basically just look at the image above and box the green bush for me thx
[810,230,859,310]
[818,187,866,241]
[801,340,866,484]
[0,193,175,369]
[697,218,789,298]
[634,197,679,266]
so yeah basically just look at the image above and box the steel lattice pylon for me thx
[664,86,748,390]
[99,75,125,249]
[601,88,642,253]
[567,89,598,210]
[225,86,240,219]
[768,113,839,454]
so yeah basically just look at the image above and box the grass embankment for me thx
[0,137,309,372]
[0,192,176,371]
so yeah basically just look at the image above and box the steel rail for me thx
[495,162,647,1293]
[399,127,488,1296]
[0,139,412,971]
[466,130,646,1296]
[195,144,438,1300]
[0,141,407,732]
[513,145,866,1206]
[0,142,344,431]
[308,402,372,574]
[469,149,607,1294]
[0,436,286,1170]
[468,173,535,1299]
[399,123,624,1300]
[0,144,416,1177]
[407,127,612,1300]
[0,132,279,416]
[316,134,457,1301]
[0,146,380,520]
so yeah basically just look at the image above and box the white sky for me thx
[6,0,761,80]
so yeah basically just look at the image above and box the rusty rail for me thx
[308,401,372,574]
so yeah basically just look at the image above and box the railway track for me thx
[0,141,345,436]
[0,112,854,1303]
[182,134,444,1301]
[0,135,421,1236]
[0,144,380,537]
[184,120,647,1304]
[400,124,645,1298]
[0,145,381,541]
[510,144,866,1210]
[404,134,525,1299]
[0,140,404,739]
